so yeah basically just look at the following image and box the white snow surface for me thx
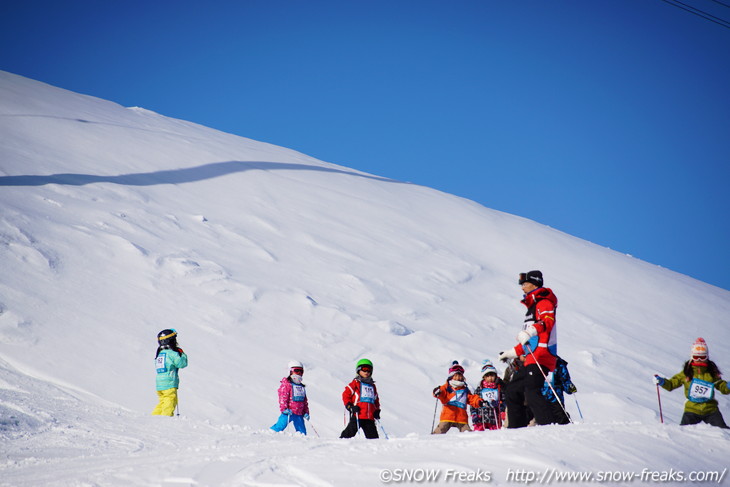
[0,70,728,486]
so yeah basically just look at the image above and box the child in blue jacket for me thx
[541,356,576,424]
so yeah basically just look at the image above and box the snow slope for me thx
[1,70,728,486]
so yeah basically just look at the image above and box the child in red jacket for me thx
[340,358,381,439]
[432,361,482,434]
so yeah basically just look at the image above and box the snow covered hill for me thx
[1,70,728,486]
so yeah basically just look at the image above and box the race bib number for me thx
[481,389,499,403]
[688,378,715,403]
[292,384,306,402]
[360,383,376,403]
[448,389,468,409]
[155,353,167,373]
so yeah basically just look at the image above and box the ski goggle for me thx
[291,368,304,374]
[518,273,528,285]
[691,355,708,362]
[359,366,373,373]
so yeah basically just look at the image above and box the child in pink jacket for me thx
[270,360,310,434]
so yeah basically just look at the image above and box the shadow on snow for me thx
[0,161,406,187]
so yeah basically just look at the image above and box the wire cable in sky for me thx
[658,0,730,29]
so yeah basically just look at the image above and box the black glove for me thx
[374,409,381,420]
[347,404,361,414]
[433,386,441,397]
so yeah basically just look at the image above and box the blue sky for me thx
[2,0,729,290]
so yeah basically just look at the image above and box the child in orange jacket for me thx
[432,361,482,434]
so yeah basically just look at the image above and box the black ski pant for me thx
[340,415,379,439]
[549,399,571,425]
[680,410,729,429]
[505,363,555,428]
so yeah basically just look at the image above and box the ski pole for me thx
[496,385,504,429]
[431,397,439,434]
[573,394,583,420]
[376,419,390,439]
[305,416,320,437]
[656,385,664,424]
[527,348,572,424]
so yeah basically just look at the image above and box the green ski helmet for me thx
[356,358,373,373]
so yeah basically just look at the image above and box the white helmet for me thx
[288,360,304,371]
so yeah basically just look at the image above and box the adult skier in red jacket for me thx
[499,270,559,427]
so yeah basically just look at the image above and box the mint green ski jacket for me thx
[155,348,188,391]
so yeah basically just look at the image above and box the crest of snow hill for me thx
[0,71,729,485]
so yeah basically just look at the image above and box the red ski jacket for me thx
[514,287,558,371]
[342,378,380,420]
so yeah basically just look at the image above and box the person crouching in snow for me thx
[340,358,381,439]
[541,356,576,425]
[432,361,482,434]
[654,338,730,429]
[471,360,505,431]
[270,360,310,435]
[152,329,188,416]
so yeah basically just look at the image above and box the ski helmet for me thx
[356,358,373,372]
[288,360,304,374]
[157,329,178,346]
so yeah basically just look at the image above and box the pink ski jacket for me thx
[277,377,309,416]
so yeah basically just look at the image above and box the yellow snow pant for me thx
[152,388,178,416]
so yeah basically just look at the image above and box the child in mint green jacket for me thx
[152,329,188,416]
[654,338,729,428]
